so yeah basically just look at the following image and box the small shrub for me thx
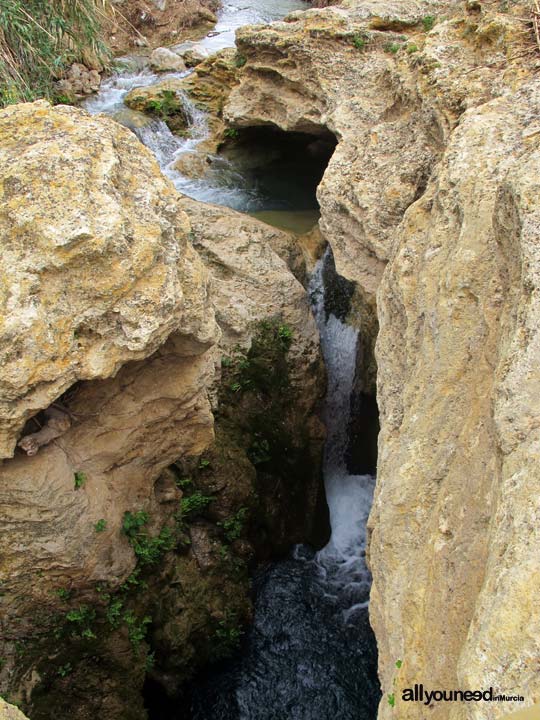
[65,605,96,639]
[352,33,368,50]
[175,476,193,490]
[57,662,73,678]
[122,511,175,565]
[74,472,86,490]
[224,127,239,139]
[198,458,211,469]
[180,492,214,517]
[55,588,72,601]
[384,42,401,54]
[407,43,419,54]
[422,15,436,32]
[235,54,247,68]
[94,519,107,533]
[123,611,151,651]
[212,612,244,660]
[218,508,248,543]
[106,598,124,628]
[144,89,183,121]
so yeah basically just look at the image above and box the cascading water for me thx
[186,249,380,720]
[83,0,307,213]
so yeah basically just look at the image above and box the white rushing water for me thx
[307,250,376,620]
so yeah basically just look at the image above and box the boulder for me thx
[149,46,186,72]
[0,101,216,459]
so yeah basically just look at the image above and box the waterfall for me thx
[189,248,380,718]
[306,249,375,619]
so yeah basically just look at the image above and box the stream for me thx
[85,2,380,717]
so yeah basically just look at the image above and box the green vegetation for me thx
[57,662,73,677]
[422,15,436,32]
[179,491,214,518]
[65,605,96,640]
[122,510,176,566]
[123,611,151,651]
[234,53,247,68]
[74,471,86,489]
[224,127,239,139]
[143,89,183,121]
[94,519,107,533]
[211,611,243,661]
[0,0,112,107]
[384,42,401,54]
[55,588,72,601]
[352,33,368,50]
[218,508,248,543]
[407,43,419,54]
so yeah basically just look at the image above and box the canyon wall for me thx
[0,102,325,717]
[222,1,540,717]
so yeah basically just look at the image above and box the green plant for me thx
[175,475,193,490]
[422,15,436,32]
[218,508,248,542]
[94,519,107,533]
[384,42,401,54]
[0,0,112,107]
[57,662,73,677]
[212,612,243,660]
[179,492,214,517]
[144,89,183,121]
[277,324,293,351]
[388,693,395,707]
[235,53,247,68]
[145,651,155,671]
[123,611,151,651]
[407,43,419,54]
[106,598,124,628]
[224,127,239,139]
[74,471,86,489]
[247,436,272,465]
[55,588,72,601]
[352,33,368,50]
[65,604,96,639]
[122,511,175,566]
[198,458,211,469]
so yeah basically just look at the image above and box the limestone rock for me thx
[0,101,216,458]
[178,196,323,403]
[0,700,29,720]
[370,78,540,720]
[224,1,533,292]
[0,101,219,710]
[149,46,186,72]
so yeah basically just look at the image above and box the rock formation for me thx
[0,101,326,717]
[219,0,540,717]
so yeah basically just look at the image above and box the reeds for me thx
[0,0,113,106]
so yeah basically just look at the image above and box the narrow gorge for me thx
[1,1,539,720]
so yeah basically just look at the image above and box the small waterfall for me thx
[188,248,380,719]
[307,249,375,621]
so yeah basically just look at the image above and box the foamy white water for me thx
[307,250,376,619]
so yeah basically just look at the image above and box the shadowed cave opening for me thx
[211,124,338,232]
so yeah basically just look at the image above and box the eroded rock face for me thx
[221,1,540,717]
[0,101,216,459]
[371,79,540,720]
[0,102,219,711]
[0,699,29,720]
[224,0,532,293]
